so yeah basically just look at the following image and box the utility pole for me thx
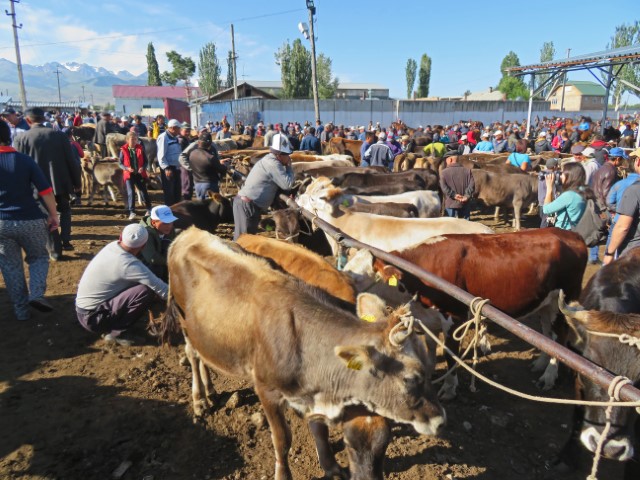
[5,0,27,111]
[560,48,571,113]
[230,24,238,100]
[307,0,320,123]
[54,67,62,102]
[82,85,85,102]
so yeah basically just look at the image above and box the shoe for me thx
[49,253,61,262]
[128,212,137,220]
[103,333,133,347]
[588,260,600,265]
[62,243,74,251]
[29,297,54,312]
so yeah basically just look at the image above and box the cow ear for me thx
[335,345,376,371]
[376,264,403,284]
[356,293,387,322]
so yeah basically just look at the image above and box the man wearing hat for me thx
[579,147,600,185]
[157,119,183,205]
[492,130,508,153]
[474,132,494,152]
[534,131,552,153]
[75,223,168,346]
[233,133,294,240]
[93,111,117,157]
[179,131,230,199]
[1,107,29,140]
[139,205,178,281]
[363,132,394,170]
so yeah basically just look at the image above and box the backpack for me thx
[571,198,608,247]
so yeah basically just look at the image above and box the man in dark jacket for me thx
[439,155,475,220]
[14,107,82,259]
[93,111,117,157]
[299,127,321,153]
[179,131,229,199]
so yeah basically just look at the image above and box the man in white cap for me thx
[492,130,508,153]
[233,133,295,240]
[157,118,183,205]
[139,205,178,281]
[75,223,168,346]
[362,131,394,170]
[474,131,494,152]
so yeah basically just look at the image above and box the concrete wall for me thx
[190,98,609,129]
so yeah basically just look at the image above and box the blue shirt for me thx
[474,141,494,152]
[607,173,640,224]
[542,190,586,230]
[0,148,51,221]
[299,134,321,154]
[507,152,530,169]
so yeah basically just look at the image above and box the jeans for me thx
[446,204,471,221]
[125,174,152,213]
[588,245,600,262]
[194,182,219,200]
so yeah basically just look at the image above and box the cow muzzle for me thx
[580,426,634,461]
[413,409,446,436]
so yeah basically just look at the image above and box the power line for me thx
[0,8,305,51]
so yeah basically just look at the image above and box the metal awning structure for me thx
[505,45,640,138]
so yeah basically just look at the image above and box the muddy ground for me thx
[0,193,625,480]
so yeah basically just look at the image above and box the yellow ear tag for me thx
[346,358,363,370]
[388,275,398,287]
[360,314,376,323]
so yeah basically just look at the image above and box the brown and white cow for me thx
[372,228,587,398]
[82,157,125,206]
[161,228,445,480]
[105,132,158,170]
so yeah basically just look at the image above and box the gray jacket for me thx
[238,153,294,210]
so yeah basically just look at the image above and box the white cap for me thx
[151,205,178,223]
[494,130,503,136]
[120,224,148,248]
[377,132,387,140]
[481,132,490,138]
[271,133,292,153]
[460,134,468,140]
[167,119,181,128]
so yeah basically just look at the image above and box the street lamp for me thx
[299,0,319,123]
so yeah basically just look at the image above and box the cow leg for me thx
[438,324,459,400]
[87,180,97,206]
[307,416,348,479]
[493,206,500,223]
[533,309,559,390]
[184,339,211,419]
[255,384,293,480]
[108,185,118,203]
[136,188,143,206]
[512,200,522,230]
[102,185,110,206]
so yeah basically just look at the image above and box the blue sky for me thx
[0,1,636,100]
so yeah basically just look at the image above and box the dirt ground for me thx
[0,194,626,480]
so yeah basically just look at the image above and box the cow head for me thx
[271,208,301,243]
[335,300,445,437]
[559,292,639,462]
[206,190,234,224]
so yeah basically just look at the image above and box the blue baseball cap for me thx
[609,147,629,159]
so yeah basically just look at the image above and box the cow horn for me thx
[558,291,589,323]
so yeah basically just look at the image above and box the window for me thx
[142,104,151,108]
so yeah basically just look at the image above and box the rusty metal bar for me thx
[280,195,640,403]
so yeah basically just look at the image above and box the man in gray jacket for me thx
[233,133,295,240]
[14,107,82,260]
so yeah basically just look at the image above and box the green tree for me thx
[275,39,311,99]
[198,42,222,97]
[160,50,196,87]
[538,41,555,98]
[316,53,338,99]
[405,58,417,99]
[417,54,431,98]
[607,22,640,111]
[146,42,162,86]
[497,51,529,100]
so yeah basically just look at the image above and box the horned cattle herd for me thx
[63,122,639,480]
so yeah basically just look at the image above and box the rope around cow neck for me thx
[586,329,640,350]
[586,376,632,480]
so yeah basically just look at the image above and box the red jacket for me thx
[119,143,148,180]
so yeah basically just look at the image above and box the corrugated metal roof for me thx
[508,44,640,72]
[248,80,388,90]
[112,85,201,99]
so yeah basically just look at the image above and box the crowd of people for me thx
[2,105,640,346]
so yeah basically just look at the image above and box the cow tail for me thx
[153,286,184,345]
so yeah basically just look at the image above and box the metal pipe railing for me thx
[281,195,640,403]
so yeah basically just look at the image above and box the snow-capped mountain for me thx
[0,58,147,105]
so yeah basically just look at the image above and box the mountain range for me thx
[0,58,148,106]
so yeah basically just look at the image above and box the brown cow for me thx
[373,228,587,398]
[82,157,125,206]
[161,228,445,480]
[323,137,363,165]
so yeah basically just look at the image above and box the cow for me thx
[372,228,588,399]
[105,132,158,170]
[323,137,363,165]
[347,201,418,218]
[296,190,493,256]
[296,166,384,183]
[170,192,234,233]
[160,227,445,480]
[306,179,441,218]
[270,208,335,256]
[471,168,538,230]
[292,159,357,175]
[82,158,125,206]
[332,169,439,191]
[556,248,640,478]
[291,152,355,164]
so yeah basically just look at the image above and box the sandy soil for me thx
[0,195,624,480]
